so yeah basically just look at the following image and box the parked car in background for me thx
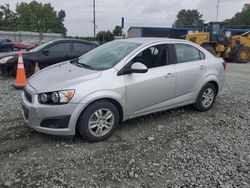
[13,39,40,51]
[21,38,226,142]
[0,39,14,52]
[0,39,98,77]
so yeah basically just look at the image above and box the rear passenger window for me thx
[175,43,205,63]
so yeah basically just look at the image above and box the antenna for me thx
[93,0,96,39]
[216,0,220,21]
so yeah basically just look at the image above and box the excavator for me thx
[185,22,250,63]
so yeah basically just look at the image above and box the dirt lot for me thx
[0,63,250,188]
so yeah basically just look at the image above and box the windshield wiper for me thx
[79,63,94,70]
[70,58,94,70]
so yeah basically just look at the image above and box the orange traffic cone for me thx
[13,51,27,90]
[34,62,40,73]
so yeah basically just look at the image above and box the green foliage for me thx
[0,1,67,34]
[174,9,204,28]
[0,4,17,30]
[96,31,114,44]
[96,25,123,44]
[113,25,122,36]
[228,4,250,28]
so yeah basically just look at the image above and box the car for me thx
[0,39,98,77]
[13,39,40,51]
[0,39,14,52]
[21,38,226,142]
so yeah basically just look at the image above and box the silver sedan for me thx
[21,38,226,141]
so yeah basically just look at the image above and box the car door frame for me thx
[117,42,177,118]
[170,42,208,105]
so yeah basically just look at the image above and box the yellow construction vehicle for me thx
[186,22,250,63]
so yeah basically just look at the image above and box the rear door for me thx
[174,43,207,98]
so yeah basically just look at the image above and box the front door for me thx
[125,44,176,117]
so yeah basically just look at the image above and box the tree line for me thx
[174,3,250,28]
[0,1,67,34]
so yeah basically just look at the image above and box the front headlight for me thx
[0,56,14,64]
[38,90,75,104]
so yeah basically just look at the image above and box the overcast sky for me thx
[0,0,248,37]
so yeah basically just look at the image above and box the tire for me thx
[77,100,119,142]
[11,62,35,78]
[193,83,217,111]
[202,45,216,56]
[234,46,250,63]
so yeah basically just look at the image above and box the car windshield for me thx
[78,41,141,70]
[29,41,53,52]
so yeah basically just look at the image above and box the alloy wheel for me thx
[88,108,115,137]
[201,88,215,108]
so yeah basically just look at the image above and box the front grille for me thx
[22,105,29,120]
[24,89,32,103]
[40,115,71,129]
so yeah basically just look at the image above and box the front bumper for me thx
[21,85,85,136]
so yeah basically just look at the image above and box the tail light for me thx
[222,62,227,71]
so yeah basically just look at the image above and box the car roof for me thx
[117,37,192,45]
[49,38,98,45]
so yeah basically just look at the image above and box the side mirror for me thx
[130,62,148,73]
[117,62,148,76]
[42,49,49,55]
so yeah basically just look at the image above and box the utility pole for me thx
[216,0,220,21]
[93,0,96,40]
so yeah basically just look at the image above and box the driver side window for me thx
[132,44,167,69]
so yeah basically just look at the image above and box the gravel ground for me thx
[0,63,250,188]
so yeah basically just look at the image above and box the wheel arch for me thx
[207,80,219,95]
[84,98,124,123]
[74,95,125,133]
[195,75,220,98]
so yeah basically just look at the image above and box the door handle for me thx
[165,73,175,78]
[199,65,207,70]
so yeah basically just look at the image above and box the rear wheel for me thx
[234,46,250,63]
[202,45,216,56]
[193,83,217,111]
[77,101,119,142]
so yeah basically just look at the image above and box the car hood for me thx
[28,61,102,93]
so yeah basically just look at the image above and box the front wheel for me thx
[77,101,119,142]
[193,83,217,111]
